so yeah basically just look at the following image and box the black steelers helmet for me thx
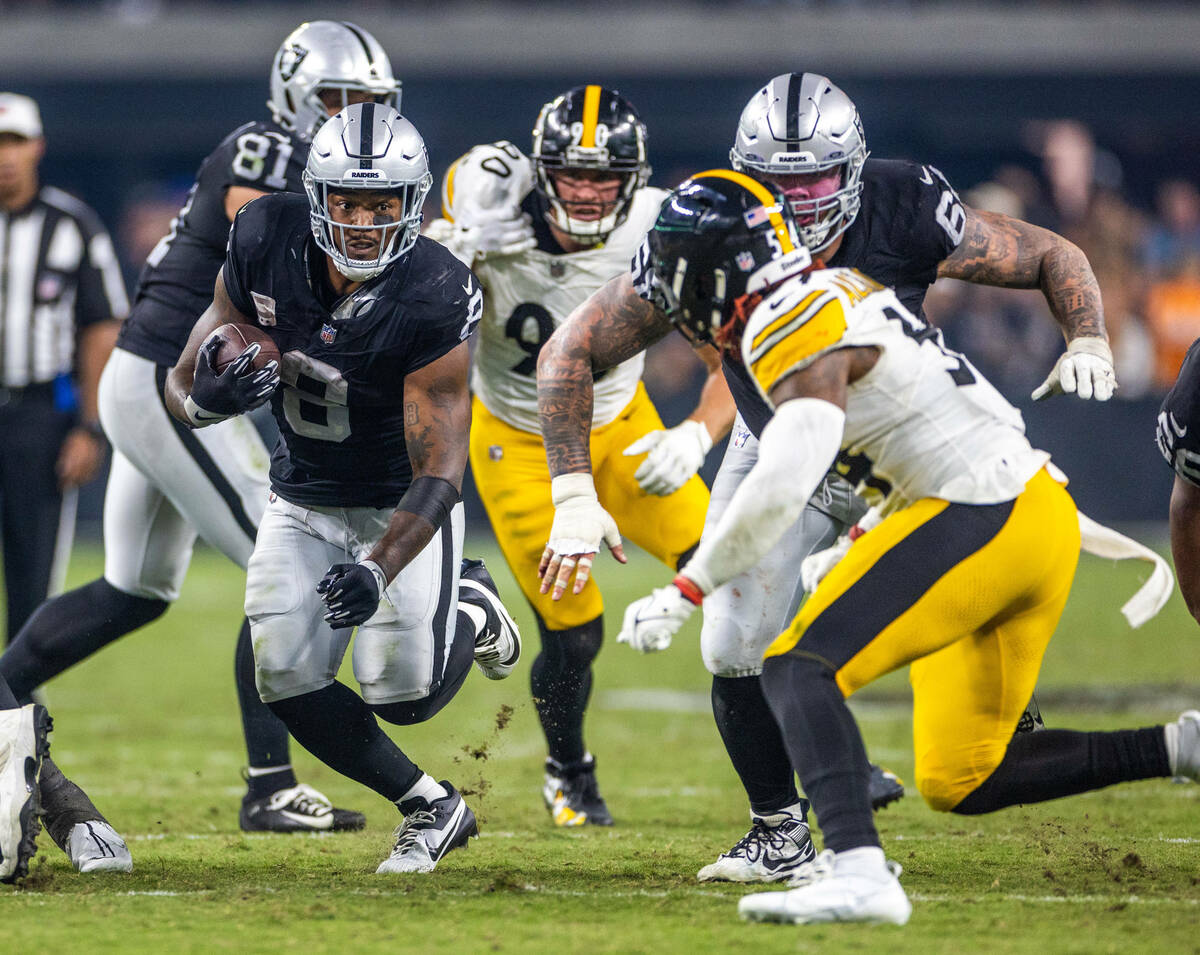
[531,85,650,243]
[647,169,811,346]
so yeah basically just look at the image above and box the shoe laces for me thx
[787,848,837,886]
[389,808,437,854]
[726,818,799,862]
[267,783,332,816]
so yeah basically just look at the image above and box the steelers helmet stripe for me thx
[786,71,802,141]
[441,153,466,222]
[691,169,797,254]
[359,100,375,168]
[580,84,603,148]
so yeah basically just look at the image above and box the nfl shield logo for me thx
[735,251,756,272]
[550,261,566,278]
[320,323,336,344]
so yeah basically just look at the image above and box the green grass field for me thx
[3,537,1198,953]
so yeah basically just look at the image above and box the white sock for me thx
[1164,721,1180,776]
[397,773,448,809]
[833,846,888,877]
[458,602,487,640]
[754,800,807,825]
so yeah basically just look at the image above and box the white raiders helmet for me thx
[303,102,432,281]
[268,21,400,142]
[730,72,868,251]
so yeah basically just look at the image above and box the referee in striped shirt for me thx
[0,92,126,644]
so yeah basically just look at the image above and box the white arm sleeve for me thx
[684,397,845,595]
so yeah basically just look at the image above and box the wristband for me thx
[672,574,705,606]
[359,559,389,595]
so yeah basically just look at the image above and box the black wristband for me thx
[396,476,460,528]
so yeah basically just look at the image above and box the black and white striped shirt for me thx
[0,186,128,388]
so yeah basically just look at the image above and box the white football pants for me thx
[98,347,270,601]
[245,494,465,705]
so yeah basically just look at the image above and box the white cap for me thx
[0,94,43,139]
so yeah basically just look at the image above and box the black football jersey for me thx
[118,119,308,366]
[223,194,482,508]
[721,158,965,436]
[1156,337,1200,486]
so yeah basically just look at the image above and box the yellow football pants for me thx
[469,385,710,630]
[765,467,1080,811]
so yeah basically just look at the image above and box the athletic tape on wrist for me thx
[396,476,460,528]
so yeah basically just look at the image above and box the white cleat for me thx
[376,782,478,874]
[0,704,51,884]
[738,848,912,926]
[67,821,132,873]
[459,559,522,681]
[698,805,814,883]
[1167,710,1200,781]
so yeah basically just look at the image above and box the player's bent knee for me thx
[914,750,1008,813]
[371,695,447,726]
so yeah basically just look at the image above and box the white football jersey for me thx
[741,267,1049,511]
[432,142,667,433]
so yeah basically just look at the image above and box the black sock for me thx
[530,614,603,765]
[954,726,1170,814]
[0,672,18,709]
[267,682,421,802]
[711,674,804,815]
[235,618,294,784]
[0,579,167,702]
[760,655,880,852]
[40,756,108,849]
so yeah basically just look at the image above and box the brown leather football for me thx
[207,323,281,373]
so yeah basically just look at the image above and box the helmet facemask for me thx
[531,86,650,245]
[303,102,432,282]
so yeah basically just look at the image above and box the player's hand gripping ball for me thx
[185,324,281,426]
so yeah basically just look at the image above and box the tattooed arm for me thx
[940,207,1116,400]
[367,341,472,581]
[537,272,675,477]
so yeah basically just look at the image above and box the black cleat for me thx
[240,783,366,832]
[869,763,905,811]
[459,558,522,680]
[0,704,51,884]
[543,755,613,827]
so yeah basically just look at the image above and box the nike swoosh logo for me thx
[279,809,333,830]
[463,281,475,295]
[192,410,226,421]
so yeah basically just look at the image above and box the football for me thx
[205,322,281,374]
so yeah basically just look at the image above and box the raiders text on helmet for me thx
[268,21,400,142]
[647,170,810,346]
[531,85,650,243]
[730,72,868,251]
[303,102,432,281]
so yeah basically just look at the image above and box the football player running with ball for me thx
[610,173,1193,926]
[0,20,402,861]
[426,86,734,826]
[538,73,1121,886]
[166,103,520,874]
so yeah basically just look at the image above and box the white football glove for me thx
[623,419,714,496]
[539,473,626,599]
[448,141,536,258]
[1032,336,1116,402]
[458,206,535,257]
[618,582,699,653]
[800,535,853,595]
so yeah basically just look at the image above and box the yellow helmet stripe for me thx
[691,168,796,254]
[441,153,466,222]
[581,85,603,148]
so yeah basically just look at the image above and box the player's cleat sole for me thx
[459,558,522,681]
[0,704,51,884]
[240,782,366,832]
[66,821,132,873]
[738,850,912,925]
[377,782,478,873]
[697,810,815,883]
[869,764,905,811]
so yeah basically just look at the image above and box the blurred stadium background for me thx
[3,0,1200,529]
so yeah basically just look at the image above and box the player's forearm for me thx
[1039,238,1106,343]
[689,350,737,443]
[683,399,844,595]
[537,325,596,478]
[76,319,119,423]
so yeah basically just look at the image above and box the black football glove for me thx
[185,336,279,427]
[316,561,387,629]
